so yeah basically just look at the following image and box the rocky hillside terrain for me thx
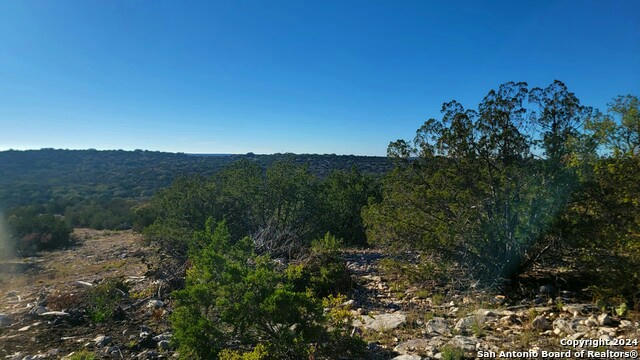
[1,232,638,359]
[343,250,640,359]
[0,229,174,360]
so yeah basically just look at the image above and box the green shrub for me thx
[86,278,128,323]
[140,160,381,256]
[302,233,352,298]
[471,316,485,337]
[5,206,72,256]
[440,346,465,360]
[171,221,364,360]
[284,236,352,299]
[172,220,322,359]
[378,257,452,292]
[218,344,269,360]
[321,294,367,357]
[615,302,628,317]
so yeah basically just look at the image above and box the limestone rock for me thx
[424,317,449,335]
[355,312,407,331]
[394,339,434,355]
[94,335,112,347]
[146,299,164,309]
[447,335,477,352]
[597,313,617,326]
[392,355,422,360]
[454,316,476,332]
[585,315,599,327]
[553,318,579,335]
[567,332,585,340]
[619,319,633,328]
[562,304,593,317]
[39,311,69,317]
[532,315,552,331]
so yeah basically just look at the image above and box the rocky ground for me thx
[343,250,640,359]
[1,233,638,359]
[0,229,176,360]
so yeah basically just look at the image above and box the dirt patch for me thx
[0,229,173,359]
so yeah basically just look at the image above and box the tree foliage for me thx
[0,150,390,239]
[365,82,638,288]
[171,221,365,359]
[141,160,379,256]
[4,205,72,256]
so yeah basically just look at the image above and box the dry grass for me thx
[0,228,148,314]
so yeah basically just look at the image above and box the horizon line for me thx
[0,147,389,158]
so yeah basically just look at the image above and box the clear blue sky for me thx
[0,1,638,155]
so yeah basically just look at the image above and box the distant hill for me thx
[0,149,392,208]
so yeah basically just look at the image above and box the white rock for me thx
[354,312,406,331]
[474,309,497,317]
[424,317,449,335]
[567,332,585,340]
[597,313,616,326]
[93,335,112,347]
[597,326,617,336]
[147,299,164,309]
[39,311,69,317]
[152,333,173,342]
[447,335,477,352]
[392,355,422,360]
[553,318,577,335]
[454,316,476,332]
[619,320,633,328]
[562,304,591,317]
[585,315,599,327]
[499,314,519,326]
[342,299,355,307]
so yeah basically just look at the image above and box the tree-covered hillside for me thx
[0,149,391,209]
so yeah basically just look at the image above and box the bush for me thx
[321,294,367,356]
[64,199,136,230]
[140,161,380,257]
[172,220,323,359]
[440,346,465,360]
[5,206,72,256]
[171,221,364,360]
[86,278,128,323]
[218,345,269,360]
[287,233,352,298]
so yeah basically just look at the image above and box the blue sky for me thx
[0,1,638,155]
